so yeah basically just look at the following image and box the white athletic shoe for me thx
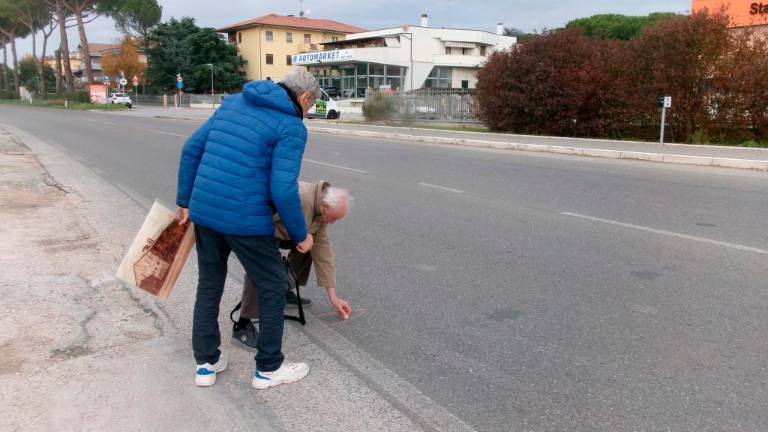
[195,354,228,387]
[252,361,310,390]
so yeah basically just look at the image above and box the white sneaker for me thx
[195,354,228,387]
[252,361,310,390]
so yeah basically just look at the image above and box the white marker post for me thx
[659,96,672,145]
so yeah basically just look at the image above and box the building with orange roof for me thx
[217,13,366,82]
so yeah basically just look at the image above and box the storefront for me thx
[291,16,517,98]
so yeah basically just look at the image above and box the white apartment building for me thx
[291,14,517,97]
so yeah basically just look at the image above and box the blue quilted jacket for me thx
[176,80,308,242]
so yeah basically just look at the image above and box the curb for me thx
[307,127,768,171]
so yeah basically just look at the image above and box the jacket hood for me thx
[242,80,300,118]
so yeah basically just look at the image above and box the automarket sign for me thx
[292,50,353,66]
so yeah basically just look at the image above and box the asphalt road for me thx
[3,104,768,432]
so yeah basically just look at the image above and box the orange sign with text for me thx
[692,0,768,27]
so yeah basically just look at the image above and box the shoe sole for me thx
[230,336,258,352]
[251,367,309,390]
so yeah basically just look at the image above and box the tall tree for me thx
[99,0,161,93]
[12,0,58,97]
[146,18,244,94]
[102,36,145,88]
[54,47,62,93]
[566,13,679,41]
[63,0,98,85]
[1,34,7,90]
[0,2,31,96]
[46,0,74,91]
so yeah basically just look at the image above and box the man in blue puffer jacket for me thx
[175,67,320,390]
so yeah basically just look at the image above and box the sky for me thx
[8,0,692,62]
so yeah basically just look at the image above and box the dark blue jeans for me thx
[192,225,286,372]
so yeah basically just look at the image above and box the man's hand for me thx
[176,207,189,225]
[326,287,352,320]
[296,234,314,253]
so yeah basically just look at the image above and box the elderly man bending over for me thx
[232,180,352,350]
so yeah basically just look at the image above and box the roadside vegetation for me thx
[477,11,768,147]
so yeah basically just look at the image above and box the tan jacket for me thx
[273,181,336,288]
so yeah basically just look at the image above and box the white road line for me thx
[304,159,368,173]
[143,128,187,138]
[418,182,464,193]
[561,212,768,256]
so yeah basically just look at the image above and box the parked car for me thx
[321,86,341,99]
[307,88,341,120]
[109,93,132,108]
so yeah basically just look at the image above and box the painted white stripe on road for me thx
[561,212,768,256]
[418,182,464,193]
[304,159,368,173]
[143,128,187,138]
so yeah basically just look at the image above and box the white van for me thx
[306,88,341,119]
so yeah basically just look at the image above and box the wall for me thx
[235,26,348,81]
[692,0,768,27]
[451,67,478,89]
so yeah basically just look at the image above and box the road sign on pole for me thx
[132,76,139,87]
[659,96,671,145]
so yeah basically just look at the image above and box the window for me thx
[266,31,273,42]
[237,32,242,43]
[446,47,451,55]
[304,34,311,44]
[286,32,293,43]
[331,36,339,42]
[286,55,292,65]
[266,54,273,65]
[462,48,472,55]
[424,66,452,88]
[461,80,469,89]
[480,46,487,56]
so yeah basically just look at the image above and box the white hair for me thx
[322,187,350,211]
[281,67,321,99]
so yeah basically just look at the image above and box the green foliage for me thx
[72,90,90,103]
[0,88,18,99]
[145,17,245,93]
[739,140,768,148]
[503,27,538,42]
[566,13,679,40]
[363,92,395,121]
[98,0,162,40]
[17,55,54,93]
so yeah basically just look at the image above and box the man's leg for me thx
[192,225,231,365]
[228,236,286,372]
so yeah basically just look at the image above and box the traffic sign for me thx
[132,76,139,86]
[177,81,184,89]
[664,96,672,108]
[119,78,128,86]
[177,74,183,83]
[101,76,110,84]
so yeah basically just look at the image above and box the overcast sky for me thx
[10,0,692,61]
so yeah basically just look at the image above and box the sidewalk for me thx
[100,106,768,171]
[0,125,446,432]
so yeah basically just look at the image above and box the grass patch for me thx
[0,98,128,111]
[339,119,490,133]
[738,140,768,148]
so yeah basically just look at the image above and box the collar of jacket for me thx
[277,82,304,119]
[313,180,332,219]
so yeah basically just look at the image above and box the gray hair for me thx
[281,67,320,99]
[322,187,351,211]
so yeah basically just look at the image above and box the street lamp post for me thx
[206,63,214,109]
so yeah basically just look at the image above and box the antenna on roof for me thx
[299,0,305,18]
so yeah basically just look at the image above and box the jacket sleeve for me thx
[311,224,336,288]
[176,114,216,208]
[270,122,308,243]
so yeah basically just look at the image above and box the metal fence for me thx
[132,93,226,107]
[365,88,479,121]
